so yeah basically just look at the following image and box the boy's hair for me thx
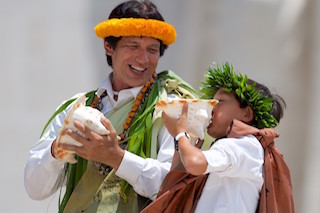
[200,62,286,129]
[246,79,286,123]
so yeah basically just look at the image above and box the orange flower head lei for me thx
[94,18,177,46]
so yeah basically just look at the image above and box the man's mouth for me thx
[130,64,147,73]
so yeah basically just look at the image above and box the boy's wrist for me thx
[174,132,190,151]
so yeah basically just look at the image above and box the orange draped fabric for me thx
[142,119,295,213]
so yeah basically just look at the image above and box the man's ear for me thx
[104,41,113,56]
[243,106,254,123]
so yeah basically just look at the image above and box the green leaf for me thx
[40,90,97,138]
[40,98,76,138]
[59,163,76,213]
[199,62,278,129]
[145,113,153,158]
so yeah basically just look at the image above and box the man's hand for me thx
[60,116,124,170]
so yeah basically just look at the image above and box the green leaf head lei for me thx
[200,62,278,129]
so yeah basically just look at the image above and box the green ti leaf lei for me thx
[200,62,278,129]
[120,70,199,201]
[39,71,199,211]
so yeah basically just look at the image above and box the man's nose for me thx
[136,49,149,64]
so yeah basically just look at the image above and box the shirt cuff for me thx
[42,142,65,172]
[115,151,145,185]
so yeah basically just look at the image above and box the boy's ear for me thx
[243,106,254,123]
[104,41,113,56]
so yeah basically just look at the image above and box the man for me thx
[24,1,198,212]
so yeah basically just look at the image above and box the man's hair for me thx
[104,0,168,66]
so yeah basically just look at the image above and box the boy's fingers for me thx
[181,103,188,117]
[162,111,167,121]
[196,139,204,149]
[162,111,174,123]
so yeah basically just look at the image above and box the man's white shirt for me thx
[24,74,174,201]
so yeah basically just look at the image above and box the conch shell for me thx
[155,99,218,140]
[54,95,109,163]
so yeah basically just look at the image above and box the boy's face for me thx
[207,88,251,139]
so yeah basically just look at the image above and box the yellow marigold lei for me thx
[94,18,176,45]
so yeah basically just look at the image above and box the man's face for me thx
[207,89,248,139]
[105,36,161,91]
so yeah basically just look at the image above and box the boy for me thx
[143,62,294,213]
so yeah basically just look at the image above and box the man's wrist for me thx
[174,132,190,151]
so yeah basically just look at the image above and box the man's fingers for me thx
[73,119,105,141]
[60,142,81,152]
[65,129,87,146]
[73,120,89,135]
[100,116,117,138]
[60,143,86,158]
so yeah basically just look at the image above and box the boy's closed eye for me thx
[216,99,225,105]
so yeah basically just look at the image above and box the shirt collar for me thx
[96,73,143,99]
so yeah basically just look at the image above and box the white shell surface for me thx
[155,99,218,139]
[54,95,110,163]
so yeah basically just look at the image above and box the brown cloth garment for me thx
[141,163,208,213]
[142,119,294,213]
[227,119,295,213]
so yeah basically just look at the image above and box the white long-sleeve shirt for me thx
[195,135,264,213]
[24,75,174,201]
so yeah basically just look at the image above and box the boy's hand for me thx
[162,103,189,137]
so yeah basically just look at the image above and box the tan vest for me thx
[63,99,163,213]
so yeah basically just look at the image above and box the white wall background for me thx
[0,0,318,212]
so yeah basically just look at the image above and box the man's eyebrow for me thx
[149,44,161,48]
[124,40,139,45]
[124,40,160,48]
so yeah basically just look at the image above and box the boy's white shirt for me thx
[195,135,264,213]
